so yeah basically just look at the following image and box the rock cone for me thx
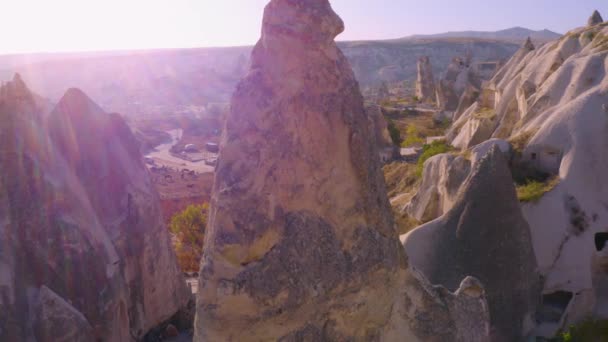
[194,1,491,341]
[588,10,604,26]
[402,146,540,340]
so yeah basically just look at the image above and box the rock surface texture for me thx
[402,147,541,341]
[415,56,436,102]
[195,1,490,341]
[445,17,608,337]
[0,75,189,341]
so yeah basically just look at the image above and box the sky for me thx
[0,0,606,54]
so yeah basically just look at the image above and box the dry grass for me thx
[383,162,419,198]
[393,209,422,235]
[508,129,538,155]
[592,33,608,51]
[383,162,424,235]
[473,106,496,120]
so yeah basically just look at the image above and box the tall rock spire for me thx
[523,36,535,51]
[415,56,436,103]
[194,0,490,341]
[588,10,604,26]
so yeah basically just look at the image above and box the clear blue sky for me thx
[0,0,606,54]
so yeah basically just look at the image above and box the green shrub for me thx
[516,177,559,203]
[416,140,453,177]
[387,119,402,146]
[556,319,608,342]
[401,125,425,147]
[170,203,208,272]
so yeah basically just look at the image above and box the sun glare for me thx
[1,0,268,54]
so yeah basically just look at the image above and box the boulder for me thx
[33,286,95,342]
[194,1,490,341]
[404,153,471,222]
[402,147,541,341]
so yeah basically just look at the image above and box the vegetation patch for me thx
[555,319,608,342]
[516,177,559,203]
[387,119,402,146]
[401,125,425,147]
[383,162,419,198]
[170,203,208,272]
[416,140,453,177]
[383,162,423,235]
[592,33,608,51]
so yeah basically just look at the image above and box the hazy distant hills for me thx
[338,38,519,87]
[401,27,562,43]
[0,47,252,117]
[0,27,558,116]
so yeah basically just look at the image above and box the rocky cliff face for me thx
[402,147,541,340]
[0,76,189,341]
[195,1,490,341]
[442,12,608,337]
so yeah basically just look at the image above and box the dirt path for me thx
[146,129,214,174]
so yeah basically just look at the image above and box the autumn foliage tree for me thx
[169,203,208,272]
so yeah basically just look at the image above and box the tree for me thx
[387,120,402,146]
[170,203,208,272]
[401,125,424,147]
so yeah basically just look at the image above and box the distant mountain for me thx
[401,27,562,43]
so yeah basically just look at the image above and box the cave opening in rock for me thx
[537,291,573,323]
[595,233,608,251]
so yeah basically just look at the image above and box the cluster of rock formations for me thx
[3,0,605,340]
[400,9,608,338]
[402,147,540,340]
[0,75,189,341]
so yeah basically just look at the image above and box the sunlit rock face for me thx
[195,1,490,341]
[445,17,608,336]
[0,77,189,341]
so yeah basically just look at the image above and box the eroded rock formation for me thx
[402,147,541,341]
[428,16,608,336]
[588,10,604,26]
[404,153,471,222]
[415,56,436,102]
[0,76,189,341]
[195,1,490,341]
